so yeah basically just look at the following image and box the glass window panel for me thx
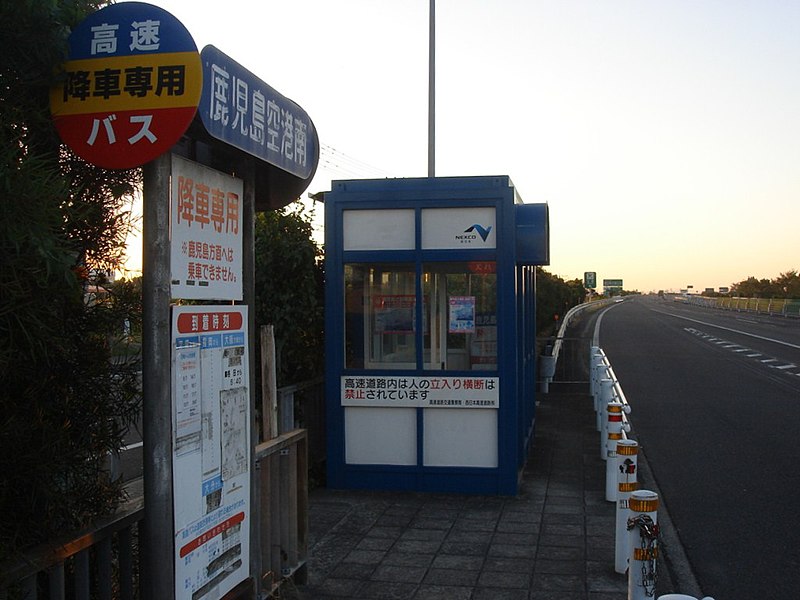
[423,261,497,371]
[344,263,417,369]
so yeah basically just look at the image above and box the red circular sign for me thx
[50,2,201,169]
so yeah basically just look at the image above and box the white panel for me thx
[345,407,417,465]
[341,375,499,408]
[343,209,415,250]
[423,408,498,467]
[421,207,496,249]
[170,155,244,300]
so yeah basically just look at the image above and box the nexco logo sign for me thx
[421,207,496,250]
[455,223,493,244]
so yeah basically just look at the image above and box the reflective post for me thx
[615,439,639,573]
[605,401,624,498]
[627,490,659,600]
[599,379,614,458]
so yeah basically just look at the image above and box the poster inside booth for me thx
[172,306,250,600]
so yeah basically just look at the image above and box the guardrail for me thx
[539,298,613,392]
[685,295,800,317]
[588,346,716,600]
[590,347,632,498]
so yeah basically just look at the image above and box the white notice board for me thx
[172,305,250,600]
[171,155,243,300]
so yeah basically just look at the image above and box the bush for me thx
[0,0,141,561]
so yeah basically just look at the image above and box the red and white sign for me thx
[49,2,202,169]
[341,375,499,408]
[171,155,243,300]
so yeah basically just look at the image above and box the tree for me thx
[774,270,800,298]
[1,0,141,560]
[253,202,324,386]
[536,268,586,336]
[731,276,779,298]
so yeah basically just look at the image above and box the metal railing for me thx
[588,346,716,600]
[0,494,144,600]
[276,376,325,471]
[1,376,323,600]
[687,295,800,317]
[538,298,613,391]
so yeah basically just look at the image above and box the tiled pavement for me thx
[283,383,668,599]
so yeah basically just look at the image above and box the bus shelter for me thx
[324,176,549,494]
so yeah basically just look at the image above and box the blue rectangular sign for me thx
[199,45,317,179]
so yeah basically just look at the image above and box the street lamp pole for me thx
[428,0,435,177]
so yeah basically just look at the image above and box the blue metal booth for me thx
[324,176,549,495]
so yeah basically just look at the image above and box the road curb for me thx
[635,443,705,598]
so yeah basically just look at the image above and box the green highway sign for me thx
[603,279,623,287]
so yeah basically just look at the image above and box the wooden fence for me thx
[0,377,324,600]
[0,495,144,600]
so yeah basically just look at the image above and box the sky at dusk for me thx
[126,0,800,292]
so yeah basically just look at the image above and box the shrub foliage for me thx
[1,0,141,560]
[253,203,324,387]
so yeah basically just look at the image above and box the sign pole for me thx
[141,153,175,599]
[241,158,260,595]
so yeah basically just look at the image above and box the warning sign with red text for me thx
[171,155,243,300]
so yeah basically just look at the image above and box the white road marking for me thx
[653,308,800,350]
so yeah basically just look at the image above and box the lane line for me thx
[593,301,625,347]
[651,308,800,350]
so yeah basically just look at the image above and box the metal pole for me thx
[428,0,435,177]
[141,153,175,599]
[241,158,260,596]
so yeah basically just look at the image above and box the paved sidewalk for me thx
[285,384,643,600]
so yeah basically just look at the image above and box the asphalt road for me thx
[596,295,800,600]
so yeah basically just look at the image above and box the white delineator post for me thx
[590,346,602,397]
[599,378,614,455]
[605,401,624,500]
[628,490,659,600]
[656,595,716,600]
[615,439,639,573]
[592,351,606,429]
